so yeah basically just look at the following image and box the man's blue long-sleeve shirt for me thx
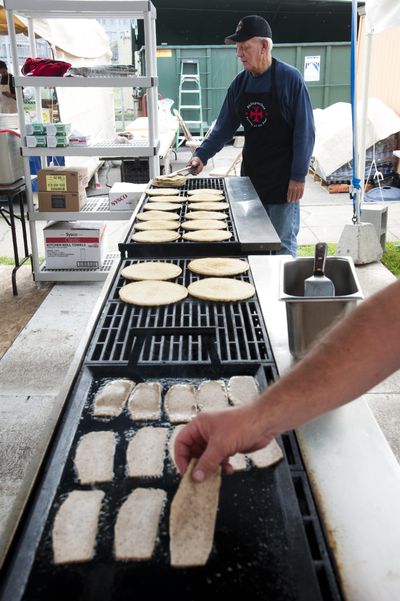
[195,59,315,182]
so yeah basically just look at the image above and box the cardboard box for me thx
[25,122,46,135]
[45,123,71,136]
[26,135,46,147]
[38,167,88,193]
[109,182,146,211]
[43,221,107,270]
[38,189,87,212]
[46,134,69,148]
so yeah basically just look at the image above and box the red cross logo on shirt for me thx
[244,101,268,127]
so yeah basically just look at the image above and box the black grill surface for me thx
[118,177,270,258]
[0,365,341,601]
[86,258,274,369]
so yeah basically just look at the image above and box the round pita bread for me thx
[185,211,227,220]
[181,220,227,231]
[146,196,185,203]
[146,188,181,196]
[136,210,180,221]
[188,278,255,302]
[187,195,225,202]
[187,202,229,211]
[144,202,182,211]
[119,280,188,306]
[132,230,180,243]
[188,189,224,196]
[182,230,232,242]
[134,220,180,231]
[188,258,250,277]
[121,262,182,281]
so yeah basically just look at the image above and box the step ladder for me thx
[177,59,203,147]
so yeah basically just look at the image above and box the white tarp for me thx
[312,98,400,180]
[365,0,400,34]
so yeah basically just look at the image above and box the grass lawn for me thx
[298,243,400,278]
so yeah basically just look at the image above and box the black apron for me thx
[240,58,293,205]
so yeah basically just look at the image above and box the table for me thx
[0,179,32,296]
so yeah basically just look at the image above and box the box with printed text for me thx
[109,182,146,211]
[43,221,107,270]
[38,167,88,193]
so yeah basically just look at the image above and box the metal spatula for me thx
[304,242,335,297]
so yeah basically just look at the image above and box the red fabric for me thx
[21,58,71,77]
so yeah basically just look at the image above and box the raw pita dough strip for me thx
[164,384,198,424]
[93,379,135,418]
[168,424,186,472]
[169,458,221,567]
[246,439,284,468]
[74,431,116,484]
[128,382,162,421]
[126,426,168,477]
[52,490,104,564]
[196,380,229,411]
[229,453,248,471]
[227,375,260,406]
[114,488,167,560]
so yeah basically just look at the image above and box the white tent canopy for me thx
[365,0,400,34]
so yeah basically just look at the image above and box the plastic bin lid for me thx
[365,186,400,201]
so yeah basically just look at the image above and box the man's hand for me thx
[174,405,273,482]
[287,179,305,203]
[187,156,204,176]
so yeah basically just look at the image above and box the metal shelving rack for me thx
[4,0,159,282]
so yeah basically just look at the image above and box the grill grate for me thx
[86,258,273,366]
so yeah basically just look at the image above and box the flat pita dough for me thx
[52,490,104,564]
[119,281,188,306]
[131,230,180,243]
[146,188,181,196]
[134,220,180,231]
[187,195,225,202]
[229,453,248,471]
[121,262,182,281]
[169,458,221,567]
[165,384,198,423]
[93,379,135,418]
[146,196,185,203]
[185,211,227,221]
[74,431,115,484]
[196,380,229,411]
[188,257,249,277]
[227,376,259,406]
[187,202,229,211]
[182,230,232,242]
[181,220,227,231]
[144,202,182,211]
[126,426,168,477]
[136,211,180,221]
[114,488,166,560]
[188,277,255,302]
[188,189,224,196]
[168,424,186,472]
[247,439,284,468]
[128,382,162,421]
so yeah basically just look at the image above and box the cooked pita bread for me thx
[146,188,181,196]
[181,220,227,231]
[132,230,180,243]
[187,202,229,211]
[119,280,188,306]
[188,189,224,196]
[169,458,221,567]
[144,202,182,211]
[134,220,180,231]
[188,277,255,302]
[182,230,232,242]
[185,211,227,221]
[146,196,185,203]
[187,195,225,202]
[152,174,186,187]
[136,210,180,221]
[121,262,182,281]
[188,257,249,277]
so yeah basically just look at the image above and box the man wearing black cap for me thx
[188,15,315,256]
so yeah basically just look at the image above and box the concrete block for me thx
[335,223,383,264]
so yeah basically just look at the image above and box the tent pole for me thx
[357,29,373,210]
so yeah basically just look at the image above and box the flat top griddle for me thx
[119,177,281,258]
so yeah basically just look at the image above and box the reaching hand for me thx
[174,405,273,482]
[287,179,305,203]
[187,156,204,176]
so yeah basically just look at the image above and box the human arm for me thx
[175,278,400,481]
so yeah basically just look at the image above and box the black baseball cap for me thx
[225,15,273,44]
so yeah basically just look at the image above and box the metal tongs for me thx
[165,166,191,178]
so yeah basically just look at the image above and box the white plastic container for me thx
[0,130,24,184]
